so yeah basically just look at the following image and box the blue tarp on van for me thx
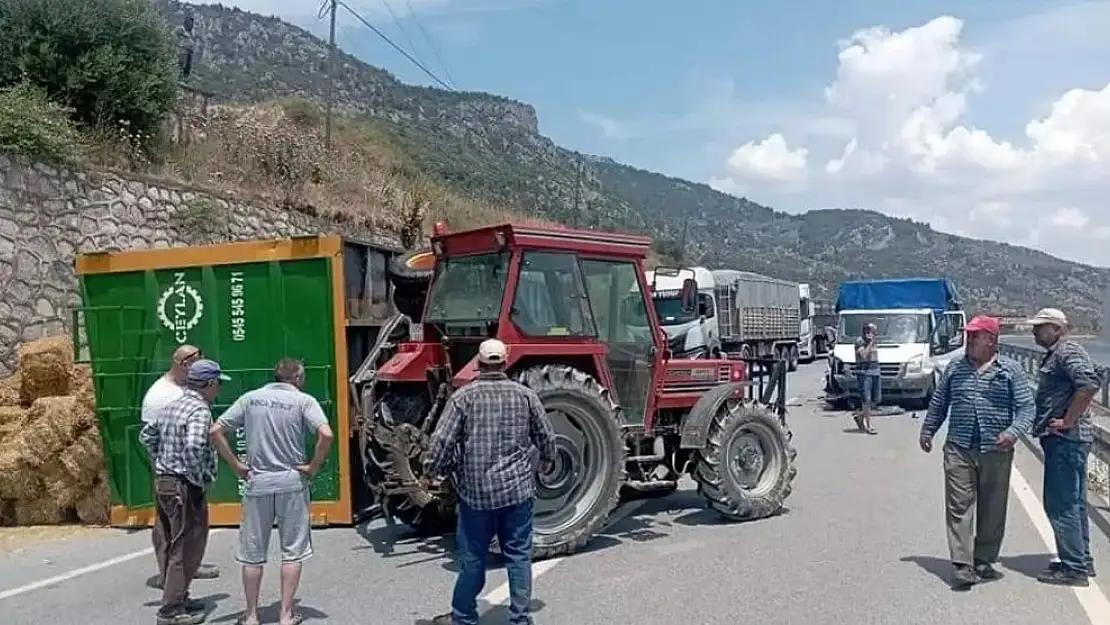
[836,278,961,318]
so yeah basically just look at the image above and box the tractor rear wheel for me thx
[361,390,454,534]
[388,249,435,320]
[693,399,796,521]
[514,365,626,559]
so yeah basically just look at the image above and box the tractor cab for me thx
[359,222,795,560]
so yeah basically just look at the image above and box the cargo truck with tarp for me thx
[74,235,401,528]
[826,277,967,410]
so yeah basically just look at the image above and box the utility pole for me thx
[324,0,338,149]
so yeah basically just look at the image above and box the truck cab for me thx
[828,279,966,409]
[643,267,720,359]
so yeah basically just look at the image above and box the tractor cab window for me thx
[424,252,510,325]
[511,252,595,337]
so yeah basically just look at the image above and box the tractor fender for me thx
[679,382,746,449]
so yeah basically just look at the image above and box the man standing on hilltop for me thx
[174,14,197,80]
[1028,307,1102,587]
[142,345,220,590]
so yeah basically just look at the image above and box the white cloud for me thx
[715,6,1110,267]
[710,133,809,195]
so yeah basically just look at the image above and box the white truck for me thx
[644,267,801,369]
[826,278,967,409]
[797,283,835,363]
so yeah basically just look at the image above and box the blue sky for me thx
[233,0,1110,266]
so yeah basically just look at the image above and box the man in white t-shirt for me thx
[143,345,222,591]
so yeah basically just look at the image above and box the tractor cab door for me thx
[580,259,658,425]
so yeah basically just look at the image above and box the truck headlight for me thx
[905,354,933,374]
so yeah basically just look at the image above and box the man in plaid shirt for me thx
[425,339,556,625]
[140,359,230,625]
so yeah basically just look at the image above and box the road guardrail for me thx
[997,342,1110,503]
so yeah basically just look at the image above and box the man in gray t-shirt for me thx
[210,359,334,625]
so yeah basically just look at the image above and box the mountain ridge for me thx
[162,0,1110,328]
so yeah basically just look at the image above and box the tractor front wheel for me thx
[513,365,626,560]
[693,399,797,521]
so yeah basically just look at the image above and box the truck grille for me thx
[846,363,902,377]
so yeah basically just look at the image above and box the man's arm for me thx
[1004,361,1037,437]
[182,407,213,485]
[1059,346,1101,427]
[527,391,556,468]
[298,396,334,478]
[211,396,248,477]
[423,396,463,478]
[921,366,954,439]
[139,419,160,457]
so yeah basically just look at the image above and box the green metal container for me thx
[74,235,380,527]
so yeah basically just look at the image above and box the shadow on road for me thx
[211,599,329,623]
[900,555,952,586]
[412,598,547,624]
[354,520,456,568]
[1000,553,1055,579]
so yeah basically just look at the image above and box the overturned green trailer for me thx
[74,235,402,527]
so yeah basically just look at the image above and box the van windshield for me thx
[837,312,931,344]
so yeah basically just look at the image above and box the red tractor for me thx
[353,222,797,559]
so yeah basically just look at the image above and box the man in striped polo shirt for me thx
[919,315,1036,591]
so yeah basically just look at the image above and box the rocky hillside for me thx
[160,0,1109,328]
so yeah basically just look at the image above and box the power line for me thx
[377,0,432,82]
[337,0,453,91]
[401,0,458,89]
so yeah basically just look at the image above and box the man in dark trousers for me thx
[1028,307,1102,586]
[140,359,230,625]
[854,322,880,434]
[425,339,556,625]
[919,315,1035,591]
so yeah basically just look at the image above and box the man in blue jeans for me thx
[1028,307,1102,587]
[425,339,557,625]
[854,322,880,435]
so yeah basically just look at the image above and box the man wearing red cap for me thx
[919,315,1036,591]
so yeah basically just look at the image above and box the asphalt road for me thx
[3,363,1110,624]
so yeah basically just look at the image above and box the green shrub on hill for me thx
[0,83,84,166]
[0,0,179,145]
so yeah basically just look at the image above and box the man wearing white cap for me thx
[425,338,556,625]
[1028,307,1102,587]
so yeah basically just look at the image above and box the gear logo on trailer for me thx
[157,272,205,343]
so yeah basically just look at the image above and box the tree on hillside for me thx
[0,0,179,145]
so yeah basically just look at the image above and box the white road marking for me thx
[480,498,650,606]
[1010,465,1110,624]
[0,529,229,601]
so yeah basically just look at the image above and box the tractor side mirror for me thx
[680,278,697,315]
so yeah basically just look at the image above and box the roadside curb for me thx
[1018,433,1110,539]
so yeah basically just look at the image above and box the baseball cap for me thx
[1027,308,1068,327]
[187,359,231,384]
[964,315,1000,336]
[477,339,507,365]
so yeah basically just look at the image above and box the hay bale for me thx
[75,479,110,525]
[59,427,104,486]
[16,396,93,467]
[72,364,95,412]
[0,407,29,443]
[13,497,71,526]
[0,441,40,499]
[0,374,20,407]
[18,336,74,403]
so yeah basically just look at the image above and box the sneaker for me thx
[183,593,206,613]
[974,562,1002,581]
[430,614,454,625]
[1047,560,1097,578]
[951,564,978,591]
[1038,566,1090,587]
[156,607,206,625]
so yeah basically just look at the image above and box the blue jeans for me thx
[452,499,534,625]
[1040,435,1093,574]
[856,372,881,408]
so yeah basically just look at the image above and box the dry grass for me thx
[88,97,561,243]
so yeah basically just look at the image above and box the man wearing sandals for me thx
[853,322,880,435]
[210,359,334,625]
[918,315,1036,591]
